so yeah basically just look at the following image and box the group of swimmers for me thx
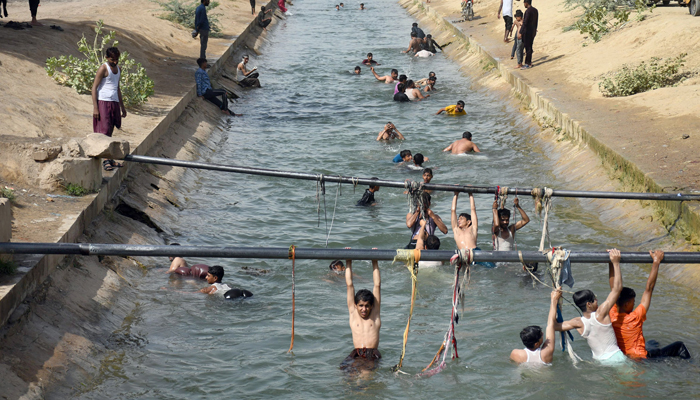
[335,2,365,10]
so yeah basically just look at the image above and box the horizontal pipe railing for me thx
[2,243,700,264]
[122,154,700,202]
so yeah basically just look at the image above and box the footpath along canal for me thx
[79,0,700,397]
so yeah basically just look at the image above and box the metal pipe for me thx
[3,243,700,264]
[123,155,700,202]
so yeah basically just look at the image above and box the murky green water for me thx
[81,1,700,398]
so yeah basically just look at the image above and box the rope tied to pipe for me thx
[405,180,427,222]
[498,186,509,209]
[287,245,296,353]
[315,174,325,227]
[392,249,421,372]
[420,249,472,376]
[351,177,359,194]
[537,187,554,252]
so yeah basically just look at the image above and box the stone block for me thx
[80,133,130,159]
[64,139,84,157]
[39,158,102,192]
[33,146,62,162]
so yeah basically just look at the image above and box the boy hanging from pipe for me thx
[341,255,382,373]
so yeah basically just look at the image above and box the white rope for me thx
[325,181,341,247]
[538,187,553,252]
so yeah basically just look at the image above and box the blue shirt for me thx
[195,4,210,32]
[195,68,212,96]
[393,153,403,163]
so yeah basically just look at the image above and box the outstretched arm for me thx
[346,259,355,312]
[372,259,381,309]
[470,193,478,240]
[640,250,663,312]
[436,107,446,115]
[443,143,453,152]
[598,249,622,321]
[370,67,385,81]
[541,290,561,363]
[451,192,459,230]
[513,198,530,230]
[472,143,481,152]
[554,316,583,332]
[393,128,405,140]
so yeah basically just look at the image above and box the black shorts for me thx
[504,15,513,31]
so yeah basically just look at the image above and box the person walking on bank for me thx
[497,0,514,43]
[29,0,41,25]
[92,47,127,171]
[518,0,538,69]
[250,0,255,15]
[194,0,211,60]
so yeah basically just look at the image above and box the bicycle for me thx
[461,0,474,21]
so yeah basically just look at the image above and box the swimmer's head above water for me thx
[335,4,339,9]
[423,168,433,183]
[360,3,365,9]
[205,265,224,284]
[329,260,345,273]
[354,289,375,319]
[368,177,380,192]
[398,74,407,83]
[354,66,361,74]
[617,287,636,313]
[391,69,399,79]
[413,153,425,166]
[400,149,412,162]
[425,234,440,250]
[497,208,511,228]
[456,100,465,112]
[462,131,472,140]
[520,325,544,351]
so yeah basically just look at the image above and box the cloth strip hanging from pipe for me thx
[122,155,700,202]
[392,249,421,372]
[288,245,296,353]
[4,243,700,263]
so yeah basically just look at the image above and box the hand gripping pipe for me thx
[122,155,700,202]
[3,243,700,264]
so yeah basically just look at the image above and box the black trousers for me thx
[29,0,40,17]
[647,341,691,359]
[203,88,228,111]
[523,36,535,65]
[259,19,271,29]
[250,0,255,13]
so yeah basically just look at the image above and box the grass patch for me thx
[1,187,16,202]
[64,183,91,197]
[563,0,654,42]
[599,53,687,97]
[0,259,17,275]
[153,0,223,37]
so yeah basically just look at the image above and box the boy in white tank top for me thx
[510,289,559,365]
[492,197,530,252]
[554,249,627,364]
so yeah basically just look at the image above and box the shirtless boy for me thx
[554,249,627,365]
[510,289,559,365]
[492,198,529,251]
[376,122,405,140]
[443,131,481,153]
[451,192,478,251]
[341,258,382,372]
[166,243,187,273]
[402,32,423,54]
[370,67,398,83]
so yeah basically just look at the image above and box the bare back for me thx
[409,38,423,53]
[451,139,476,154]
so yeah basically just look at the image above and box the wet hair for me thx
[355,66,361,71]
[329,260,344,271]
[369,177,379,189]
[422,192,432,205]
[397,83,406,92]
[391,68,399,75]
[515,9,523,17]
[197,58,207,67]
[573,289,596,312]
[354,289,375,305]
[209,265,224,283]
[400,149,412,159]
[411,32,417,38]
[462,131,472,140]
[261,6,266,10]
[414,153,425,166]
[429,71,436,77]
[423,168,433,177]
[336,4,339,6]
[367,52,373,57]
[617,287,636,309]
[428,76,437,82]
[340,2,344,5]
[398,74,407,82]
[520,326,543,350]
[105,47,120,59]
[459,213,471,221]
[457,100,465,107]
[242,55,249,61]
[412,22,418,27]
[425,234,440,250]
[406,79,415,89]
[498,208,511,219]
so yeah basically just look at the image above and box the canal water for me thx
[81,0,700,398]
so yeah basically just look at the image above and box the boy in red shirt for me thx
[609,250,690,359]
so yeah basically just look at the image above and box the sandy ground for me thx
[423,0,700,192]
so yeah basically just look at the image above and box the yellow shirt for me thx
[445,104,466,115]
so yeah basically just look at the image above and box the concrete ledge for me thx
[402,0,700,246]
[0,1,278,328]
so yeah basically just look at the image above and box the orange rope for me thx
[287,245,296,353]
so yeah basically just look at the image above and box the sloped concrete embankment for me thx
[399,0,700,284]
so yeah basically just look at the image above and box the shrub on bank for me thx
[599,53,687,97]
[45,20,155,107]
[154,0,223,37]
[563,0,654,43]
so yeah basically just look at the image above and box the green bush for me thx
[599,53,687,97]
[154,0,223,37]
[0,187,16,202]
[45,20,155,107]
[0,259,17,275]
[564,0,653,42]
[64,183,91,197]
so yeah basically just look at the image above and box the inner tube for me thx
[190,264,210,279]
[224,288,254,299]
